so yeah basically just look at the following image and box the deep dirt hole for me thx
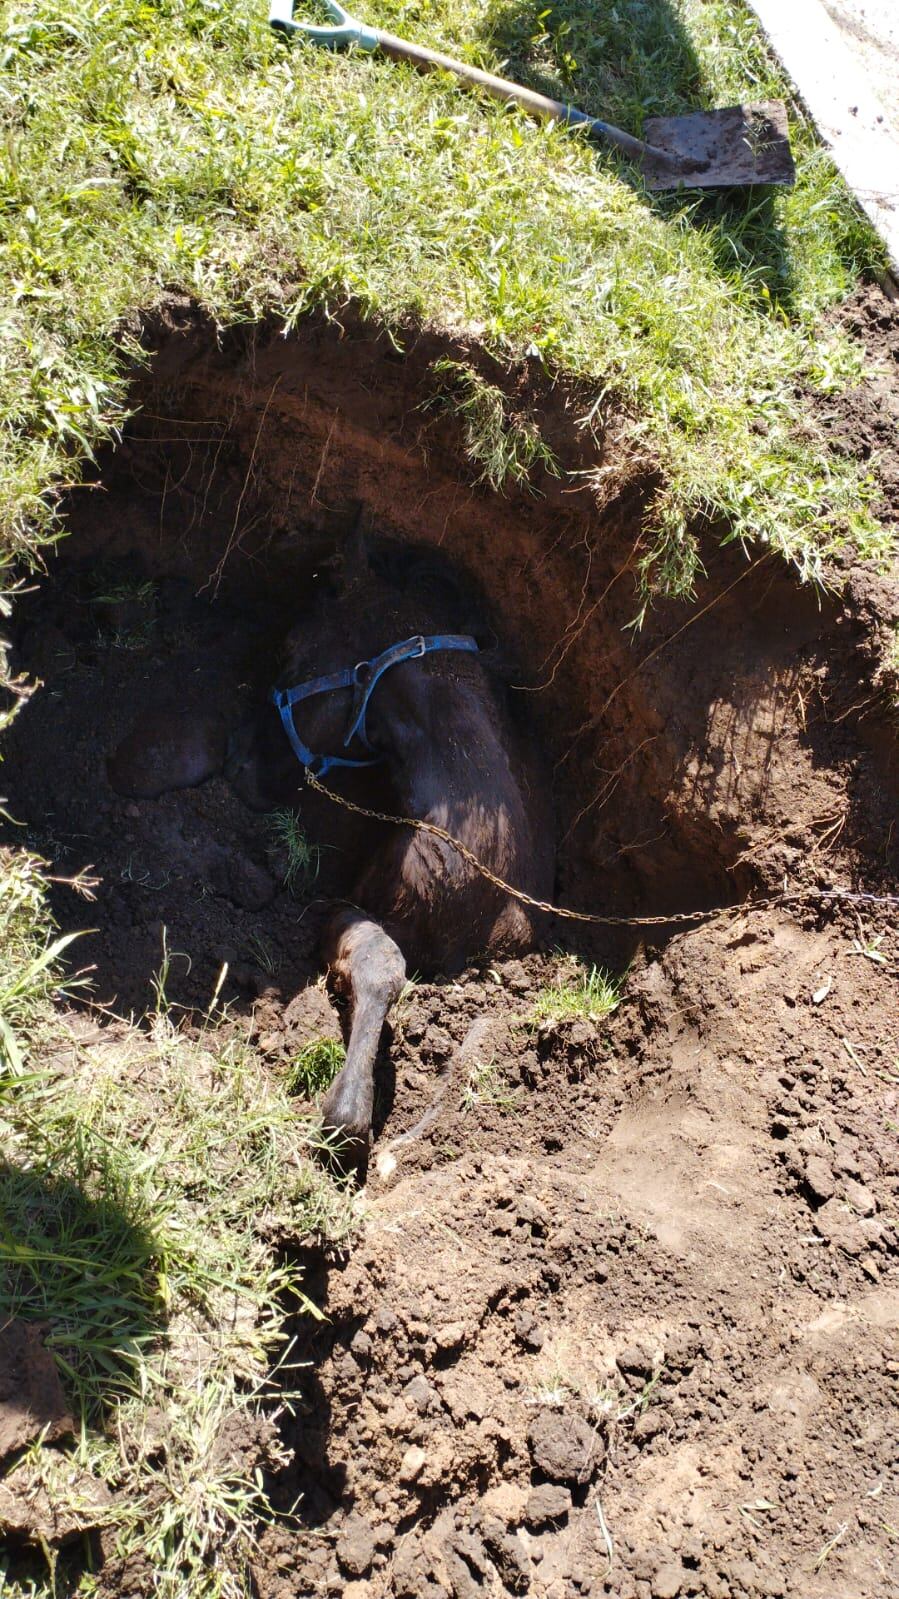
[3,305,899,1599]
[6,304,893,1018]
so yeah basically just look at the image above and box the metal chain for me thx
[305,773,899,929]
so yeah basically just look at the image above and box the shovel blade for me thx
[641,101,795,191]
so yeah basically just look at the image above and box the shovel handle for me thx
[271,1,678,167]
[373,30,668,162]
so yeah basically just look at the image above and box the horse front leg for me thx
[320,907,406,1166]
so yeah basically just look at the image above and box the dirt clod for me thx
[433,1322,467,1355]
[0,1321,72,1463]
[653,1563,684,1599]
[527,1410,600,1485]
[337,1513,376,1577]
[206,846,277,911]
[524,1484,572,1526]
[107,710,226,799]
[616,1341,655,1377]
[399,1444,427,1483]
[844,1178,877,1216]
[0,1471,111,1546]
[803,1153,836,1203]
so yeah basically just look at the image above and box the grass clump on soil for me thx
[0,0,894,601]
[0,867,354,1597]
[461,1053,521,1112]
[285,1035,345,1096]
[430,358,561,491]
[90,577,156,608]
[527,959,621,1028]
[268,808,323,891]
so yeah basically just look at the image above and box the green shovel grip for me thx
[269,0,379,52]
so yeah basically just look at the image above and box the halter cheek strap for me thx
[271,673,375,780]
[271,633,479,780]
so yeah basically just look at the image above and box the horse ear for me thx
[339,502,371,595]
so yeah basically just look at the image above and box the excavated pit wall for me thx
[31,301,885,957]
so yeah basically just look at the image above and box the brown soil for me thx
[1,287,898,1598]
[0,1321,73,1463]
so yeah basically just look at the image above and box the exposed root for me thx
[203,377,282,597]
[555,556,770,772]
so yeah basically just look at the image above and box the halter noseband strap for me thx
[271,633,479,780]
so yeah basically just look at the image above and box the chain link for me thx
[305,773,899,929]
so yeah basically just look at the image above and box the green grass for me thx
[461,1052,521,1111]
[267,808,323,891]
[285,1035,345,1096]
[0,864,354,1598]
[245,928,279,975]
[0,0,894,603]
[90,577,156,607]
[527,959,620,1027]
[0,847,89,1071]
[429,358,561,491]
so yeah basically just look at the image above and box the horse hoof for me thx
[320,1122,370,1182]
[320,1108,370,1148]
[319,1088,371,1180]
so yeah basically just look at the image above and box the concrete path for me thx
[747,0,899,278]
[820,2,899,123]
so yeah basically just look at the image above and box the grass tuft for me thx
[285,1036,345,1097]
[461,1053,521,1112]
[0,847,88,1072]
[268,808,323,891]
[90,577,156,607]
[430,358,561,491]
[527,959,620,1028]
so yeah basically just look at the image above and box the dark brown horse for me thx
[227,529,552,1162]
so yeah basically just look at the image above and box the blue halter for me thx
[271,633,479,780]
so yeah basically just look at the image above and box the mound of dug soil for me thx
[255,917,897,1599]
[2,292,897,1599]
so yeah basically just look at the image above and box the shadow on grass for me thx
[267,1246,349,1530]
[480,0,797,311]
[0,1157,166,1426]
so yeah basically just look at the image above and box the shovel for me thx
[270,0,794,191]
